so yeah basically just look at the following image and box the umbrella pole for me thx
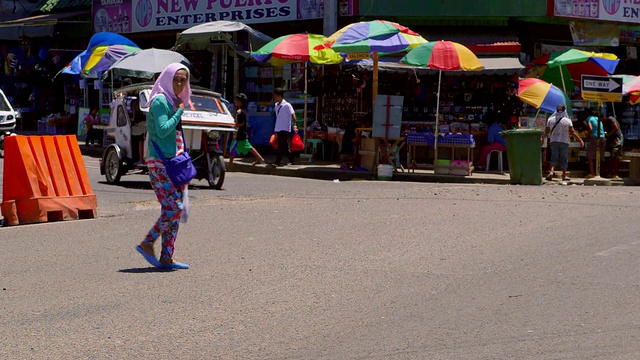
[303,62,308,144]
[596,101,602,177]
[611,102,616,117]
[111,69,114,103]
[373,51,379,108]
[560,68,567,94]
[372,51,387,165]
[434,70,442,172]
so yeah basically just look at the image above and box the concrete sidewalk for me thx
[226,156,615,186]
[71,140,623,186]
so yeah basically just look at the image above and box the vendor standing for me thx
[476,121,506,170]
[84,107,101,146]
[604,115,623,179]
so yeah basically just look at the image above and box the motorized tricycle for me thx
[100,83,235,189]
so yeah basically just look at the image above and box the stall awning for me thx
[417,27,521,54]
[357,57,524,76]
[0,10,89,40]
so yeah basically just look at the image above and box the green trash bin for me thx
[500,129,544,185]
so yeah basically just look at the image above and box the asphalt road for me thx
[1,155,639,359]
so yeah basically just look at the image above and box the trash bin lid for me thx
[500,129,544,137]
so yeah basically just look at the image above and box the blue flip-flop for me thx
[136,245,160,267]
[157,261,190,270]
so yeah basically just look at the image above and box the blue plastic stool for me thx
[305,138,325,160]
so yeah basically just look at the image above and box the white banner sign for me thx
[93,0,355,33]
[555,0,640,24]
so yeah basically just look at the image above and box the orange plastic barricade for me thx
[1,135,97,226]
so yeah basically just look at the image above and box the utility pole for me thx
[323,0,338,37]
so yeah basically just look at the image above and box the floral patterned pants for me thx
[143,162,185,261]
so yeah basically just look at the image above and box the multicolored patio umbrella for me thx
[525,49,619,93]
[83,44,140,75]
[251,33,343,143]
[622,75,640,104]
[323,20,426,163]
[58,49,88,76]
[401,40,483,170]
[518,78,570,114]
[401,40,483,70]
[251,33,343,66]
[57,32,140,77]
[325,20,421,49]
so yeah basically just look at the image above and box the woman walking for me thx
[136,63,192,270]
[229,93,265,165]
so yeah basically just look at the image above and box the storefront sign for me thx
[555,0,640,24]
[93,0,355,34]
[581,75,624,102]
[569,20,619,46]
[346,52,371,61]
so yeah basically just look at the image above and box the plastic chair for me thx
[486,150,504,172]
[306,138,324,160]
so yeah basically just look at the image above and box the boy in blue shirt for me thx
[586,109,605,178]
[477,121,506,170]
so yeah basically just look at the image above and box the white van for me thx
[0,89,18,157]
[0,89,17,132]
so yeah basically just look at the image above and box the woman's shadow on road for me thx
[99,180,152,190]
[118,267,177,273]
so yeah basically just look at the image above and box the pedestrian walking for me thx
[586,109,606,178]
[272,88,297,166]
[136,63,191,270]
[545,104,584,181]
[604,115,623,179]
[229,93,265,165]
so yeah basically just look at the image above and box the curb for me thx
[229,163,513,184]
[227,163,376,181]
[393,172,511,185]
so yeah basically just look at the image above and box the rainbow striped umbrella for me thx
[401,40,483,70]
[58,32,139,77]
[327,20,426,54]
[251,33,343,65]
[401,41,483,171]
[322,20,426,164]
[83,44,140,75]
[518,78,570,114]
[525,49,619,93]
[621,75,640,104]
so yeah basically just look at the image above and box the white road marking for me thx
[596,240,640,256]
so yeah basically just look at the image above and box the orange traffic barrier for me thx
[1,135,97,226]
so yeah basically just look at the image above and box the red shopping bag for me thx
[291,133,305,152]
[270,133,278,149]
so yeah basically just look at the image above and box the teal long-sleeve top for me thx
[146,95,184,160]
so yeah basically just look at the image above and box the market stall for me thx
[356,56,525,173]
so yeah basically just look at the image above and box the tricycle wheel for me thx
[208,154,225,189]
[104,147,123,184]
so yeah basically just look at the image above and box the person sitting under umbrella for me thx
[476,117,506,171]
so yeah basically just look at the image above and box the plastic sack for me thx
[291,133,304,152]
[270,133,278,149]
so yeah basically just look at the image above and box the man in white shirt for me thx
[273,88,298,166]
[545,104,584,181]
